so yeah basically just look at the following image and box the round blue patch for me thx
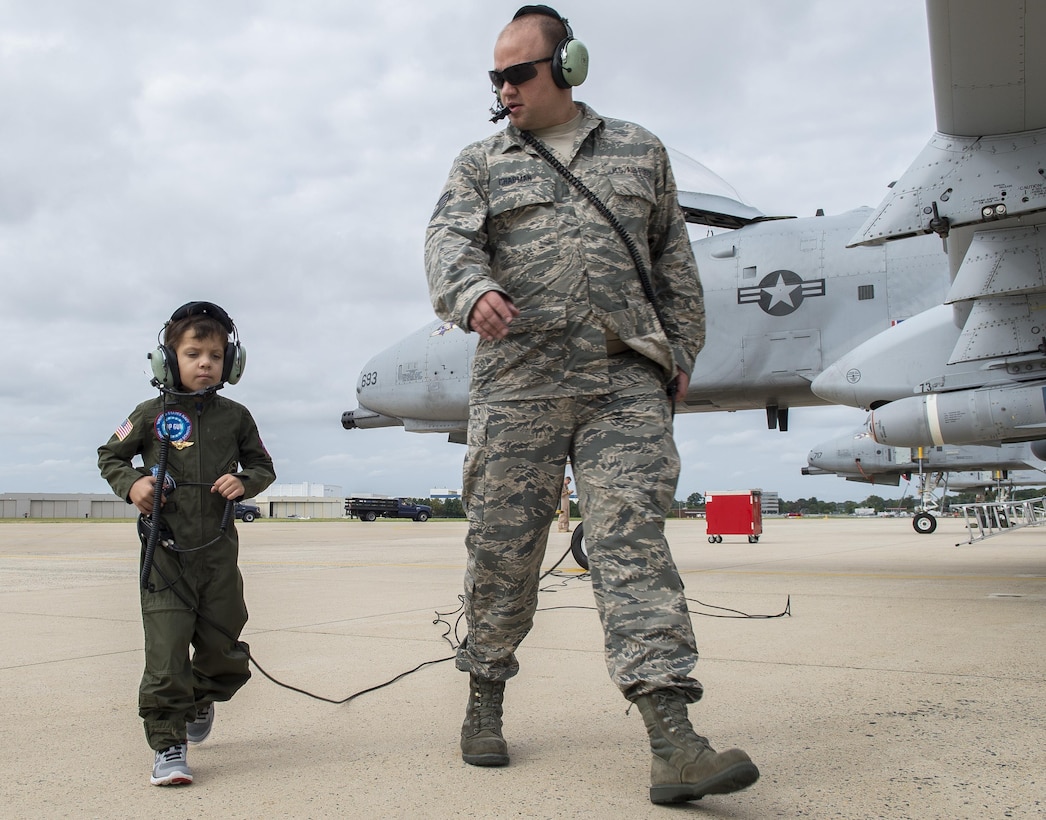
[154,411,192,443]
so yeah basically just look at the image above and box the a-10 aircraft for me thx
[342,200,948,441]
[803,427,1046,532]
[811,0,1046,449]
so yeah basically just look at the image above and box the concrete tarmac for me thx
[1,517,1043,819]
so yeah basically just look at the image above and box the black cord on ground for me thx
[146,536,786,708]
[685,593,791,619]
[148,555,456,705]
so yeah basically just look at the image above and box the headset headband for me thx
[169,301,235,335]
[513,4,572,37]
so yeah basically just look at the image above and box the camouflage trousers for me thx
[457,355,703,703]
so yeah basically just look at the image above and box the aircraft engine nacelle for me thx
[869,382,1046,446]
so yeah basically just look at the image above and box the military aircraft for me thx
[343,160,950,440]
[803,427,1046,532]
[811,0,1046,449]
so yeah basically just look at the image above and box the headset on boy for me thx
[147,301,247,393]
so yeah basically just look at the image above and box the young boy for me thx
[98,301,276,786]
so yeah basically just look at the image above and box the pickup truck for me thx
[235,502,261,523]
[345,497,432,522]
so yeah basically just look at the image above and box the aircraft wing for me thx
[812,1,1046,449]
[848,0,1046,247]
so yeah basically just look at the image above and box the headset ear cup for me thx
[149,346,179,388]
[224,343,246,385]
[556,37,589,87]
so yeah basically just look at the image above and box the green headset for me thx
[148,301,246,390]
[513,5,589,88]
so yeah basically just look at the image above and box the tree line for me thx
[403,487,1045,519]
[683,489,1046,517]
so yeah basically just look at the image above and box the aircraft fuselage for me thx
[344,209,949,435]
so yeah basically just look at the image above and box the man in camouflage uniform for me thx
[425,5,758,804]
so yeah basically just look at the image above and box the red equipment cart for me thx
[705,489,762,543]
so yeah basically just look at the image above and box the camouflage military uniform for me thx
[426,103,706,703]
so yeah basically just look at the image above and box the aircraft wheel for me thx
[362,511,376,522]
[913,512,937,534]
[570,524,589,570]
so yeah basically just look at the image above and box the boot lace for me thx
[467,680,504,732]
[158,744,187,763]
[653,691,711,748]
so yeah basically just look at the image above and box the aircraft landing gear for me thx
[913,511,937,534]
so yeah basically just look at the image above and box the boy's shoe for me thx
[151,744,193,786]
[186,703,214,745]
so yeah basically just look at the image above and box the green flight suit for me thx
[98,392,276,750]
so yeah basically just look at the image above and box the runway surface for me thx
[1,517,1042,818]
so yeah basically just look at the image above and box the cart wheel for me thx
[570,524,589,570]
[708,536,715,543]
[748,535,757,543]
[715,535,723,543]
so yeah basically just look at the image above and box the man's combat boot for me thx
[460,675,509,766]
[633,689,759,804]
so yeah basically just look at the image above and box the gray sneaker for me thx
[151,744,193,786]
[186,703,214,745]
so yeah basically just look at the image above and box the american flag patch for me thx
[115,419,133,441]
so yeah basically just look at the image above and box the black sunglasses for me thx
[488,56,553,89]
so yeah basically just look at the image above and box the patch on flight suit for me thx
[154,411,194,449]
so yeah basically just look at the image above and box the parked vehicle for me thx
[345,497,432,522]
[235,502,261,523]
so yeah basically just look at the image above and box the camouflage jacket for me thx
[425,103,705,403]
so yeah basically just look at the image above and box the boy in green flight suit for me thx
[98,301,275,786]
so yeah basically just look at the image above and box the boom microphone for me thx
[489,100,510,123]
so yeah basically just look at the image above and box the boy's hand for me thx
[130,475,163,515]
[212,474,245,500]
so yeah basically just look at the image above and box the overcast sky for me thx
[0,0,939,504]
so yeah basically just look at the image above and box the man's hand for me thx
[674,368,690,398]
[468,291,520,341]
